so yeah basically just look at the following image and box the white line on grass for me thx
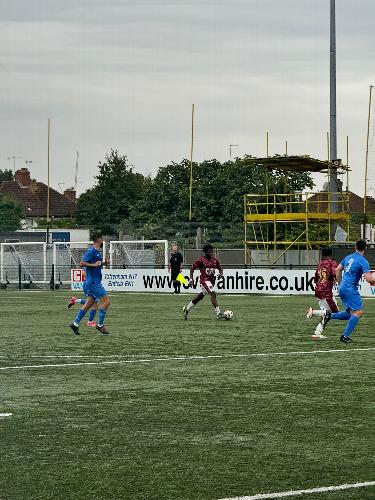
[0,413,13,417]
[0,347,374,371]
[218,480,375,499]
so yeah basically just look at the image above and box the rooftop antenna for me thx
[7,155,23,174]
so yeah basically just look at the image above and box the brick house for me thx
[0,168,77,228]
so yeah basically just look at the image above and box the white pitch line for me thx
[0,347,374,372]
[0,413,13,417]
[218,480,375,499]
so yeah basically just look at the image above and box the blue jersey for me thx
[82,246,103,284]
[340,252,370,289]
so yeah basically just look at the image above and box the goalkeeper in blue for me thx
[322,240,375,343]
[69,233,110,335]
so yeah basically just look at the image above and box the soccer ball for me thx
[223,310,233,320]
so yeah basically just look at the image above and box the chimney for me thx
[15,168,32,188]
[64,188,76,203]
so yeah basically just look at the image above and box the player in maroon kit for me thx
[183,244,224,320]
[306,247,339,339]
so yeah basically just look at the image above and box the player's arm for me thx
[335,263,343,284]
[216,260,223,277]
[363,272,375,285]
[314,269,319,283]
[179,253,184,272]
[80,260,101,268]
[80,248,101,268]
[189,260,199,287]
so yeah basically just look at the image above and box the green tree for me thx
[0,196,22,230]
[0,169,14,182]
[77,150,146,227]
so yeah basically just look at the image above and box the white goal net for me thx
[0,242,47,285]
[53,241,107,284]
[109,240,168,268]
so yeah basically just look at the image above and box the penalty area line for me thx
[218,480,375,499]
[0,347,374,372]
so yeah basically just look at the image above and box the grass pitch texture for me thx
[1,292,374,500]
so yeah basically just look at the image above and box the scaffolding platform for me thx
[244,191,350,264]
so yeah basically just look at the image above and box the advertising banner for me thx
[71,268,375,297]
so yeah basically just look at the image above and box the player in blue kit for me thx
[322,240,375,343]
[69,233,110,335]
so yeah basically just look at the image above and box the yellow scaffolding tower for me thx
[244,191,350,265]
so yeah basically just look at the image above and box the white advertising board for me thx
[71,268,375,297]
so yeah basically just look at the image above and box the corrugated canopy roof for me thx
[248,155,349,173]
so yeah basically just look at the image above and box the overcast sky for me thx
[1,0,374,196]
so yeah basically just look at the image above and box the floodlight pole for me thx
[329,0,340,240]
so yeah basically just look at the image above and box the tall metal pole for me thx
[47,118,51,244]
[189,104,195,223]
[364,85,373,215]
[330,0,339,198]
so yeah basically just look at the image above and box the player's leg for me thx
[95,286,110,334]
[322,289,362,342]
[307,299,327,319]
[209,291,222,319]
[70,296,95,335]
[340,308,362,342]
[183,292,204,319]
[68,296,86,308]
[87,301,99,327]
[171,270,179,294]
[307,299,327,339]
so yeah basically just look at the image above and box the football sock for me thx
[314,323,324,335]
[173,282,178,293]
[88,308,97,322]
[215,306,221,315]
[98,309,107,327]
[76,299,86,305]
[343,315,360,337]
[186,301,194,311]
[313,309,324,317]
[73,308,86,326]
[331,311,351,321]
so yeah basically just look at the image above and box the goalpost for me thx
[109,240,169,268]
[0,242,47,285]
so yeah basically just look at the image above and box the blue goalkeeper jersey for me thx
[340,252,370,289]
[82,246,103,284]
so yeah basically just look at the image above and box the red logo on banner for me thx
[72,269,84,282]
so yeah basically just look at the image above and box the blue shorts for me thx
[82,282,99,303]
[339,285,363,312]
[83,281,107,301]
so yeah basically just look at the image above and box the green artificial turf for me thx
[0,291,374,500]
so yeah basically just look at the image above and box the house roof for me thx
[308,191,375,215]
[0,181,77,218]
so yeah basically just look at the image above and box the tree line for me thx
[78,150,314,242]
[0,152,314,238]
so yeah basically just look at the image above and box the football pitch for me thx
[1,291,374,500]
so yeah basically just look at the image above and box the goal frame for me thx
[109,240,169,269]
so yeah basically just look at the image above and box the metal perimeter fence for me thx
[1,241,372,290]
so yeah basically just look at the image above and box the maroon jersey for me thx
[192,256,222,285]
[314,258,338,299]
